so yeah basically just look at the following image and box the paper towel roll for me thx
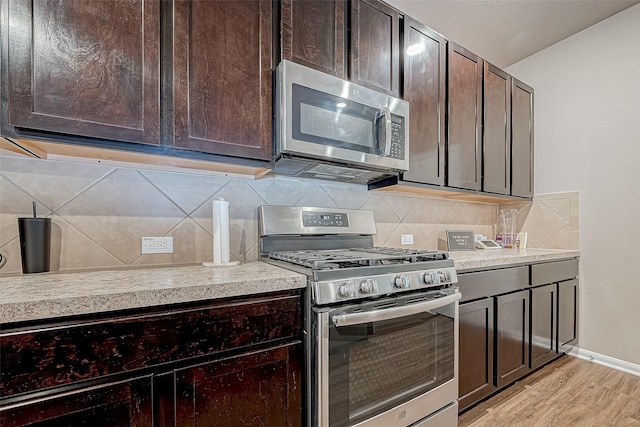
[212,199,230,264]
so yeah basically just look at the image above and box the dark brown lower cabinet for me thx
[558,279,579,354]
[0,377,153,427]
[0,291,303,427]
[495,290,530,388]
[530,284,558,369]
[458,297,495,411]
[174,343,301,427]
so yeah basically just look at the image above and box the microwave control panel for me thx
[390,115,405,160]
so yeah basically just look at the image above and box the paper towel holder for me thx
[203,198,240,268]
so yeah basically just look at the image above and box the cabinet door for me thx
[447,43,482,191]
[7,0,160,144]
[483,63,511,195]
[175,343,302,427]
[0,377,152,427]
[173,0,272,160]
[350,0,401,96]
[530,284,558,369]
[495,290,530,388]
[402,17,446,186]
[558,279,579,353]
[459,298,496,411]
[511,78,534,198]
[280,0,346,78]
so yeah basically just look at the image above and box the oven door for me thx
[313,291,460,427]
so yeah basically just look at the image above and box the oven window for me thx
[328,310,454,426]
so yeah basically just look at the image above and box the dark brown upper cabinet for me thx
[401,17,446,186]
[280,0,347,79]
[447,43,483,191]
[172,0,273,161]
[350,0,401,97]
[6,0,160,145]
[483,62,511,195]
[511,78,534,198]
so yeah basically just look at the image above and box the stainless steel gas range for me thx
[259,206,460,427]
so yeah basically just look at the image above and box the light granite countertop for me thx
[1,249,579,325]
[448,248,580,271]
[0,262,306,324]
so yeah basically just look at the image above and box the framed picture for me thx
[446,230,476,251]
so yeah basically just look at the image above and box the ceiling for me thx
[387,0,640,68]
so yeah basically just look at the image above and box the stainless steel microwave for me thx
[273,60,409,185]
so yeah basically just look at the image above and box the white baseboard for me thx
[569,347,640,377]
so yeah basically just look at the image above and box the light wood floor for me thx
[458,356,640,427]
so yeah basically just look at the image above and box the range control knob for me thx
[394,274,411,289]
[338,282,356,298]
[431,272,440,285]
[439,271,451,283]
[424,273,433,285]
[360,279,378,294]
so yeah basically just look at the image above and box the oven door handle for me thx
[331,292,461,327]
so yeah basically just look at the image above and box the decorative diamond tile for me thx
[320,182,370,209]
[373,222,398,247]
[52,215,125,271]
[57,168,186,264]
[140,170,230,214]
[0,175,52,246]
[295,185,338,208]
[403,198,436,223]
[539,226,579,250]
[361,194,399,223]
[448,201,497,225]
[0,156,112,210]
[249,176,315,206]
[541,198,572,222]
[521,202,568,248]
[382,223,413,248]
[423,198,456,223]
[381,194,418,221]
[404,224,440,251]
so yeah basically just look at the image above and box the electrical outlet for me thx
[401,234,414,245]
[141,237,174,254]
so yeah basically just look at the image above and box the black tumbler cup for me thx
[18,217,51,274]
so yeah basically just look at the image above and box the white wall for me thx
[507,4,640,365]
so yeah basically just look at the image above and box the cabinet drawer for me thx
[531,259,578,286]
[1,293,301,398]
[458,266,528,302]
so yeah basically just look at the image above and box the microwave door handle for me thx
[375,107,393,156]
[383,106,392,156]
[331,292,461,327]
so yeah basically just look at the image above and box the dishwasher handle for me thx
[331,292,461,327]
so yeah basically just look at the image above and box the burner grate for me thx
[267,247,448,270]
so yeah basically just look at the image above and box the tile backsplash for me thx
[0,153,577,275]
